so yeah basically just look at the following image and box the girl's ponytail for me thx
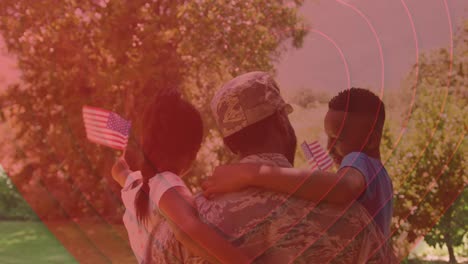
[134,177,151,225]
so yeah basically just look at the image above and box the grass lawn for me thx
[0,221,77,264]
[0,220,466,264]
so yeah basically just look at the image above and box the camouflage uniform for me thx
[145,153,395,263]
[145,72,396,263]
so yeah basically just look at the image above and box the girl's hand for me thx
[201,164,260,199]
[111,158,132,187]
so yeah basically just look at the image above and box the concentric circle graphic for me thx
[0,0,466,263]
[291,0,465,262]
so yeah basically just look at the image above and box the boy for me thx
[202,87,394,237]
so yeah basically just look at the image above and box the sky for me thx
[276,0,468,95]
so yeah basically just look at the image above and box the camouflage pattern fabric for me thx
[145,153,396,263]
[210,72,293,137]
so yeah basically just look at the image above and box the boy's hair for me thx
[328,87,386,133]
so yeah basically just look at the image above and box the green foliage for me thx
[0,1,308,219]
[424,188,467,250]
[289,88,331,109]
[0,167,37,220]
[382,23,467,261]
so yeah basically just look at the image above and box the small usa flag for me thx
[82,106,131,150]
[301,140,333,171]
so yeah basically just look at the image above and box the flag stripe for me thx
[319,161,333,171]
[86,130,127,143]
[317,156,330,164]
[316,155,329,163]
[83,109,109,117]
[321,159,333,167]
[85,126,128,141]
[86,129,126,142]
[310,144,324,152]
[311,150,326,157]
[85,121,107,128]
[86,133,127,147]
[309,144,321,151]
[87,137,126,150]
[86,131,128,144]
[318,160,331,166]
[83,120,108,127]
[83,114,109,123]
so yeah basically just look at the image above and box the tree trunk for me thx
[447,244,457,263]
[444,205,457,264]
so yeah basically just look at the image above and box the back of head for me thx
[223,111,296,163]
[211,72,296,163]
[140,88,203,175]
[136,88,203,224]
[211,71,293,137]
[328,87,386,133]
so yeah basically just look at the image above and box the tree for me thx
[425,189,467,263]
[289,88,330,109]
[0,166,37,220]
[0,0,307,219]
[382,21,467,262]
[0,2,308,261]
